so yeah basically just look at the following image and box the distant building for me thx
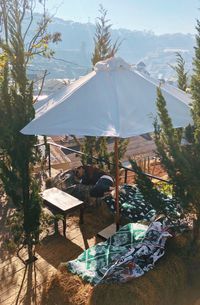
[136,61,150,76]
[137,61,146,70]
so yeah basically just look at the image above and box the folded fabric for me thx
[67,217,190,285]
[67,223,148,285]
[98,218,173,284]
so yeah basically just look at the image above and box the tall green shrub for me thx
[171,52,188,91]
[129,20,200,246]
[0,0,61,261]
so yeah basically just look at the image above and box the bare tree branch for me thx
[23,0,35,40]
[33,69,48,103]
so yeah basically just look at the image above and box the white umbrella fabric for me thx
[21,57,192,229]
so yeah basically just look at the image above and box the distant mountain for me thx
[28,14,195,81]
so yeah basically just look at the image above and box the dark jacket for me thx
[81,166,106,185]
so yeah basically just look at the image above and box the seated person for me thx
[75,165,105,185]
[75,165,114,198]
[48,165,114,202]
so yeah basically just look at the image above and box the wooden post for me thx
[124,168,128,184]
[48,144,51,177]
[147,156,150,173]
[114,138,120,231]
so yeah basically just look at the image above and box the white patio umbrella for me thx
[21,57,192,230]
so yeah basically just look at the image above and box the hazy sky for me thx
[43,0,200,34]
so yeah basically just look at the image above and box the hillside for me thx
[28,14,195,80]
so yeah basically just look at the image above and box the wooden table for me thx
[41,187,84,236]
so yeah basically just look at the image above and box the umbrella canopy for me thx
[21,57,192,232]
[22,57,192,137]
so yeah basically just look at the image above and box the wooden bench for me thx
[41,187,84,236]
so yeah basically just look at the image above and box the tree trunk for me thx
[27,236,33,263]
[23,158,32,262]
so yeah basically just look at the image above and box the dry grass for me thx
[41,267,92,305]
[41,233,197,305]
[89,253,187,305]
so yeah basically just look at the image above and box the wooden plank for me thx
[97,223,117,240]
[0,249,26,269]
[0,254,56,305]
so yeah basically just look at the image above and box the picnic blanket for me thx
[67,223,148,285]
[98,218,173,284]
[104,184,181,222]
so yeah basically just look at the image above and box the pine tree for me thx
[129,21,200,243]
[0,0,61,262]
[171,52,188,91]
[131,81,200,244]
[191,20,200,143]
[154,85,200,244]
[154,87,194,204]
[130,159,168,213]
[91,5,120,66]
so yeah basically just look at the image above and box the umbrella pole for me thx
[114,138,120,231]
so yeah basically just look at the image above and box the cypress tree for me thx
[0,0,61,261]
[191,20,200,143]
[91,5,120,66]
[171,52,188,91]
[130,21,200,245]
[130,159,168,213]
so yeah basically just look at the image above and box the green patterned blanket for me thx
[104,184,181,222]
[67,223,148,285]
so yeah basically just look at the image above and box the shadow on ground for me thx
[36,233,83,269]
